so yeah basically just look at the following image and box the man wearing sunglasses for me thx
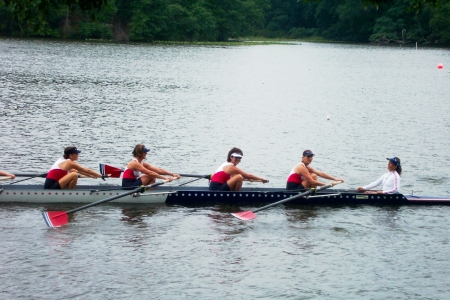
[286,150,344,190]
[209,147,269,191]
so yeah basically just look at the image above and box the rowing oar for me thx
[0,176,13,181]
[99,163,212,179]
[231,181,342,221]
[42,180,170,228]
[8,173,107,185]
[3,173,47,184]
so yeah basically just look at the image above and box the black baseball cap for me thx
[142,146,150,153]
[64,146,81,155]
[303,150,314,157]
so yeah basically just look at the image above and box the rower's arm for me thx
[67,162,103,178]
[143,162,179,178]
[298,165,326,186]
[229,166,268,183]
[309,167,343,182]
[136,162,172,180]
[0,170,15,179]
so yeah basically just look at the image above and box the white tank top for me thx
[50,158,69,170]
[122,158,143,179]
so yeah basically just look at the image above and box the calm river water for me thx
[1,38,450,299]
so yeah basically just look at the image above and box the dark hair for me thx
[132,144,146,158]
[394,157,402,176]
[227,147,243,162]
[63,146,76,159]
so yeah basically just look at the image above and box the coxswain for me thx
[357,157,401,194]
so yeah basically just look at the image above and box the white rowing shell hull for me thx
[0,185,169,204]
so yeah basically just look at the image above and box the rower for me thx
[44,146,104,190]
[121,144,178,188]
[209,147,268,191]
[286,150,343,190]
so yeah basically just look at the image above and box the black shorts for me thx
[122,178,143,189]
[209,181,230,191]
[286,182,305,191]
[44,178,61,190]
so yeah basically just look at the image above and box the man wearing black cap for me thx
[286,150,343,190]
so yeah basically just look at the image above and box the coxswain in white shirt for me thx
[357,157,402,194]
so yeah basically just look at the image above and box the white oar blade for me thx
[231,211,256,221]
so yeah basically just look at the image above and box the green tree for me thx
[429,2,450,43]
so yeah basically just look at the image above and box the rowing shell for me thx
[1,184,450,205]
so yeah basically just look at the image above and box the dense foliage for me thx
[0,0,449,44]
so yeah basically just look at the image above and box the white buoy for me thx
[327,115,330,120]
[14,106,18,110]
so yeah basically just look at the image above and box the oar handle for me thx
[243,179,269,183]
[178,173,211,179]
[0,176,13,181]
[252,183,339,213]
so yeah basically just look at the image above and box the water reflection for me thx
[208,205,249,236]
[372,206,402,228]
[44,226,73,251]
[119,204,161,226]
[284,205,319,224]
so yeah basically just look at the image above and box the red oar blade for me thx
[42,211,69,228]
[100,164,122,178]
[231,211,256,221]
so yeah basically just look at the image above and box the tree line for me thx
[0,0,449,45]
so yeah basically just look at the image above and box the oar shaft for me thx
[66,188,143,214]
[178,177,203,186]
[252,184,334,213]
[178,173,211,179]
[14,173,47,177]
[66,180,168,214]
[100,164,212,180]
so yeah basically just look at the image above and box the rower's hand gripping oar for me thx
[42,180,170,228]
[231,181,343,221]
[5,173,47,184]
[8,172,109,185]
[99,163,212,180]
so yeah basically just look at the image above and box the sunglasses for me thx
[232,156,242,160]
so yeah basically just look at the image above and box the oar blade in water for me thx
[231,211,256,221]
[42,211,68,228]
